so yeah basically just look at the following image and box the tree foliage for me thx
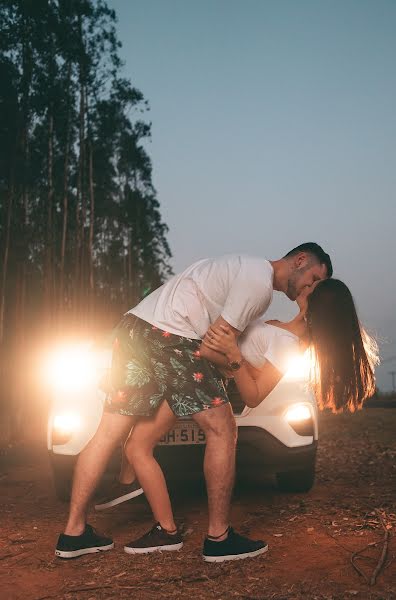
[0,0,172,434]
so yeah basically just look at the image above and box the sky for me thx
[109,0,396,391]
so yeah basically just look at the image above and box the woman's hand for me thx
[203,324,240,361]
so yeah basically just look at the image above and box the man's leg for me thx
[125,400,177,531]
[193,403,268,562]
[192,403,237,539]
[64,412,135,535]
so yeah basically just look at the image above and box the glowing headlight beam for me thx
[42,343,97,392]
[284,404,311,423]
[53,413,82,434]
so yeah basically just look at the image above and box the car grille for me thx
[226,379,245,415]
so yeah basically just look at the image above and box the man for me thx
[56,242,332,561]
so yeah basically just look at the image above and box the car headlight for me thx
[42,343,97,393]
[52,412,82,445]
[284,403,314,437]
[284,404,311,423]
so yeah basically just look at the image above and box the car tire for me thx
[49,453,76,501]
[276,466,315,493]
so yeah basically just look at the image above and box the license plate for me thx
[158,422,206,445]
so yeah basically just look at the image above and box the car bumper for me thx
[154,425,317,475]
[236,426,317,471]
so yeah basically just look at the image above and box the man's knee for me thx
[220,415,237,445]
[98,412,134,437]
[195,404,237,443]
[87,412,134,452]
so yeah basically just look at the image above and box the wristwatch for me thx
[227,358,244,371]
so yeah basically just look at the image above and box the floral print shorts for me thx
[104,314,229,417]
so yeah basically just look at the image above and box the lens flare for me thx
[42,343,96,392]
[283,348,316,381]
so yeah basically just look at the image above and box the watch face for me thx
[229,361,241,371]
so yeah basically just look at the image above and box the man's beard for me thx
[286,279,298,300]
[286,281,298,300]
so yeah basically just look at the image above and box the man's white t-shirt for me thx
[129,255,274,339]
[239,320,300,374]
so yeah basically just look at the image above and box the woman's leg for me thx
[125,401,177,531]
[93,427,143,512]
[119,430,137,484]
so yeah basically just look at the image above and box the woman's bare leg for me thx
[125,401,177,531]
[119,430,137,484]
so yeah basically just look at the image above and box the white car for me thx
[46,339,318,500]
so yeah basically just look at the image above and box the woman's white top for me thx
[239,320,300,374]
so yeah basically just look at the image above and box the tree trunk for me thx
[59,62,72,319]
[0,180,14,344]
[74,81,85,320]
[74,15,86,322]
[88,138,95,319]
[44,108,54,324]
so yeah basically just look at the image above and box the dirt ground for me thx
[0,409,395,600]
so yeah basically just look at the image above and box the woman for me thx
[205,278,378,413]
[103,279,378,553]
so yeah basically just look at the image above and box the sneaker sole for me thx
[94,488,144,511]
[203,544,268,563]
[124,542,183,554]
[55,542,114,559]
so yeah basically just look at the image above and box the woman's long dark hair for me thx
[306,279,378,412]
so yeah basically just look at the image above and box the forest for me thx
[0,0,172,439]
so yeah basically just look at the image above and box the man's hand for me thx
[203,324,240,362]
[199,316,241,367]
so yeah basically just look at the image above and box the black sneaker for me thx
[94,479,144,511]
[202,527,268,563]
[124,523,183,554]
[55,524,114,559]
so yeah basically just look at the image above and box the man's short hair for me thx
[284,242,333,278]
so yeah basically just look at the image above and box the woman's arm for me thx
[234,361,283,407]
[203,325,283,407]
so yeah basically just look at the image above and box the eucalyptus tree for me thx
[0,0,172,441]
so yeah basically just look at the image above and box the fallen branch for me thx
[370,511,391,585]
[370,529,390,585]
[351,543,379,584]
[350,509,392,586]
